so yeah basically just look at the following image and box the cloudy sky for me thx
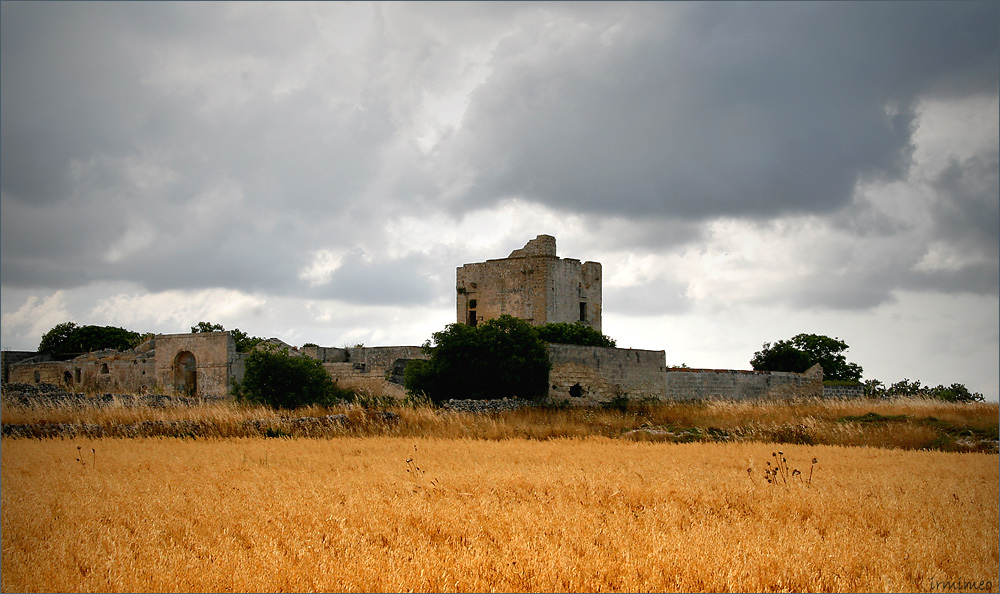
[2,2,998,400]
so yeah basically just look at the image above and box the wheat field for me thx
[2,437,997,592]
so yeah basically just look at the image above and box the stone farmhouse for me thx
[3,235,827,402]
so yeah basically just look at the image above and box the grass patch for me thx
[2,394,996,452]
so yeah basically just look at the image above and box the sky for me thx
[2,1,998,400]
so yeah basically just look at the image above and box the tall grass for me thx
[2,396,996,451]
[2,437,997,592]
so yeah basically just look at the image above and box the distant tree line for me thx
[752,333,983,403]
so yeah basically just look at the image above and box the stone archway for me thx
[173,351,197,396]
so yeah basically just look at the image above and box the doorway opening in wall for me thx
[63,371,73,386]
[569,383,583,398]
[173,351,197,396]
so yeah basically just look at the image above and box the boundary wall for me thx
[548,344,666,404]
[663,365,824,401]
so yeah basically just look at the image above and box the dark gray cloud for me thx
[450,2,997,221]
[1,0,997,314]
[309,250,438,305]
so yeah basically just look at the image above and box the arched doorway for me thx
[173,351,197,396]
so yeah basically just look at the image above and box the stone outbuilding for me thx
[5,332,244,398]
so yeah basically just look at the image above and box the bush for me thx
[236,348,353,409]
[404,315,551,405]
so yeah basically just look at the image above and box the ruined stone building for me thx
[3,235,836,402]
[456,235,602,331]
[3,331,242,398]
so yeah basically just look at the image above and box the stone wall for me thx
[8,347,158,394]
[1,351,39,383]
[548,344,667,404]
[456,235,602,331]
[663,364,824,400]
[822,384,864,399]
[153,332,239,398]
[319,345,426,398]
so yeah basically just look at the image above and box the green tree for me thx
[404,315,551,404]
[751,333,862,382]
[191,321,225,333]
[192,321,263,353]
[535,322,616,347]
[38,322,79,355]
[236,347,352,409]
[38,322,142,358]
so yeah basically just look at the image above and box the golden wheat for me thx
[2,437,997,592]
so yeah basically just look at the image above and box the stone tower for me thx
[456,235,602,331]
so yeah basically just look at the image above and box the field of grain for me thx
[2,437,997,592]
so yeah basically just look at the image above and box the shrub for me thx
[404,315,551,405]
[236,348,353,409]
[863,378,985,403]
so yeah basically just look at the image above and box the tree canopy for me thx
[38,322,143,358]
[535,322,616,347]
[751,333,863,382]
[404,315,552,404]
[191,321,263,353]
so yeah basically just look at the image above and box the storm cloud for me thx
[2,2,997,398]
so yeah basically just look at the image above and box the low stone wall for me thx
[443,397,535,413]
[548,344,667,404]
[1,351,39,383]
[1,382,222,407]
[663,365,824,400]
[822,384,864,399]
